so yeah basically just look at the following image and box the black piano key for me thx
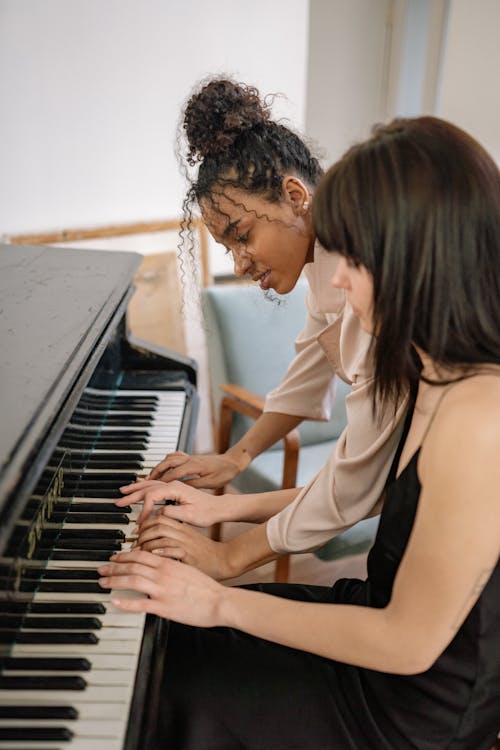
[0,657,91,671]
[66,428,149,439]
[51,550,114,561]
[49,540,122,551]
[0,631,99,645]
[79,395,157,406]
[66,457,143,469]
[60,439,149,450]
[60,449,145,461]
[0,675,86,690]
[57,501,134,514]
[71,414,153,426]
[48,512,130,524]
[63,471,136,482]
[58,488,130,499]
[19,581,111,593]
[0,616,102,630]
[0,602,106,615]
[59,528,126,539]
[0,727,74,741]
[20,568,100,580]
[0,705,78,720]
[14,527,126,541]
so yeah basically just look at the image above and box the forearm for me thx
[220,487,302,524]
[217,587,425,674]
[225,412,303,471]
[222,523,280,579]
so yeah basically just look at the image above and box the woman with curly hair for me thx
[116,76,408,566]
[102,115,500,749]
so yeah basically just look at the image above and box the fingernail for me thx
[152,549,164,555]
[99,577,108,585]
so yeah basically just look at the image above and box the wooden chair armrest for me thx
[216,385,300,585]
[217,391,301,490]
[219,383,265,413]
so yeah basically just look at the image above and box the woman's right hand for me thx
[147,451,243,489]
[116,478,233,526]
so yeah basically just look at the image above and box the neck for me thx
[305,238,316,264]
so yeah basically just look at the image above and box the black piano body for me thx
[0,244,198,749]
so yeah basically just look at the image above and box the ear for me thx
[281,176,311,215]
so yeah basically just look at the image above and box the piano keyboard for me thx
[0,385,186,750]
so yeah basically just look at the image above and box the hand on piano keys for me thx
[97,550,227,627]
[116,478,232,527]
[147,449,244,489]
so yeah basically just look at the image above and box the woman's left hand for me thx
[134,514,231,580]
[98,549,225,626]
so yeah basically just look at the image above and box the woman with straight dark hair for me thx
[99,117,500,750]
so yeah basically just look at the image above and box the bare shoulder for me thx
[422,373,500,473]
[440,373,500,432]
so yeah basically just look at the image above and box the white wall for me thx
[305,0,392,165]
[305,0,500,169]
[438,0,500,164]
[0,0,309,241]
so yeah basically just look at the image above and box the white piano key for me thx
[10,640,143,656]
[0,739,124,750]
[0,685,131,703]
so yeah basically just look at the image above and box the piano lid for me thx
[0,243,142,505]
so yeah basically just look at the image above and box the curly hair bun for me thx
[183,78,271,163]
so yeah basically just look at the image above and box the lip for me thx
[256,270,271,290]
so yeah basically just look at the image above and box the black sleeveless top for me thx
[331,412,500,749]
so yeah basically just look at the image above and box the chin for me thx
[275,275,299,295]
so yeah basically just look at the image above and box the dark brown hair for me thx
[182,77,323,203]
[176,77,323,292]
[313,116,500,411]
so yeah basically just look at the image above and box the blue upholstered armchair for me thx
[201,279,378,581]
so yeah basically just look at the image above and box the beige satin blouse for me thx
[264,243,408,554]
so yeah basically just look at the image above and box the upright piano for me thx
[0,244,198,750]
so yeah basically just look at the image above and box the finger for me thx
[137,522,185,547]
[106,548,163,568]
[137,512,179,533]
[110,597,159,614]
[157,504,193,523]
[98,561,164,581]
[151,546,186,560]
[119,480,157,494]
[137,498,162,524]
[98,574,164,599]
[148,453,191,479]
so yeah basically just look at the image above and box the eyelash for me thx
[223,231,249,255]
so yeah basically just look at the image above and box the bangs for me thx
[312,159,373,269]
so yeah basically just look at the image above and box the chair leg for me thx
[274,555,290,583]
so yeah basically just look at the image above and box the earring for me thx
[302,200,310,214]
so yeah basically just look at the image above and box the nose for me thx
[232,249,252,278]
[331,256,349,289]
